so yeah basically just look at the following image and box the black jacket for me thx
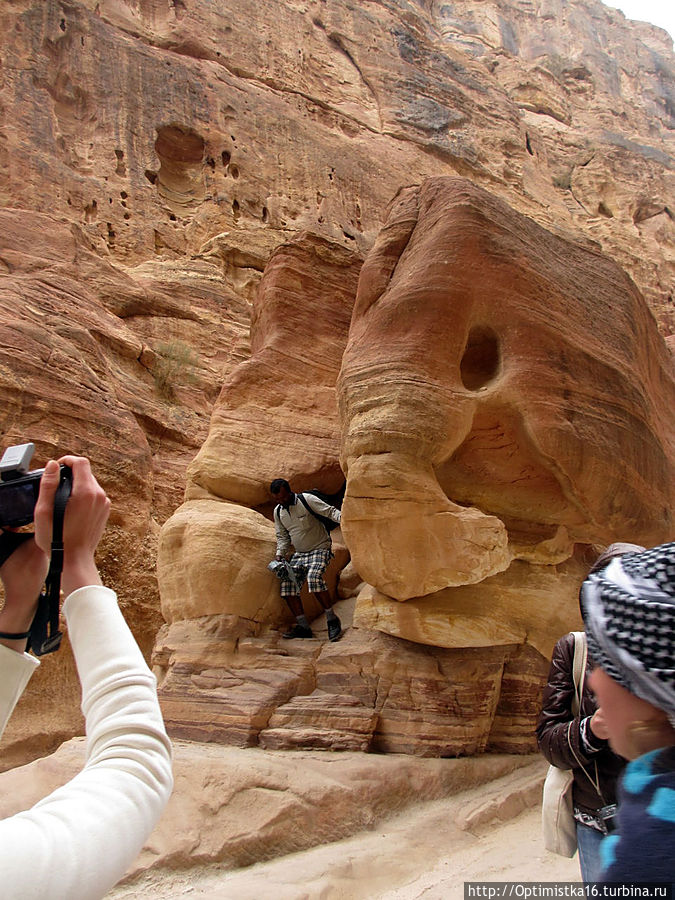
[536,632,626,817]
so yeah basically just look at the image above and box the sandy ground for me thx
[109,770,581,899]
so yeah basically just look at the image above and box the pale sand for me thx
[110,765,581,899]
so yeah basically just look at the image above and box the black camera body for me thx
[0,443,71,529]
[598,803,618,834]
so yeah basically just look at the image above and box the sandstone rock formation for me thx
[0,735,544,883]
[154,175,673,757]
[0,0,672,760]
[157,232,361,630]
[0,205,253,763]
[338,177,675,645]
[1,0,671,322]
[153,602,534,755]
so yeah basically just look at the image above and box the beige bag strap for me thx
[568,631,605,802]
[570,631,587,717]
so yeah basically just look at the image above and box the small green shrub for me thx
[153,340,198,400]
[552,170,572,191]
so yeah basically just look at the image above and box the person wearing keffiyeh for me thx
[580,541,675,883]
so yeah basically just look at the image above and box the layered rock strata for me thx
[338,177,674,633]
[0,0,672,758]
[153,609,538,756]
[154,177,673,756]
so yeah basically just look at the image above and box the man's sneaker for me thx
[327,614,342,642]
[282,623,314,639]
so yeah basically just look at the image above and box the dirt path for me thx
[109,765,580,899]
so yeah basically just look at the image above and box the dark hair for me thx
[589,542,646,574]
[270,478,290,494]
[579,541,647,615]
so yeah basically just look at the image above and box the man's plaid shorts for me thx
[279,548,333,596]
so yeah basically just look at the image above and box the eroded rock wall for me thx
[1,1,672,322]
[155,177,673,756]
[0,0,672,758]
[338,178,674,614]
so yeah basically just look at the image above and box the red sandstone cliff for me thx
[0,0,672,760]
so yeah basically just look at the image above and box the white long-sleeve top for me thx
[0,585,173,899]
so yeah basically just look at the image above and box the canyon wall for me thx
[0,0,672,759]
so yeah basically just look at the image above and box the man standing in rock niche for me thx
[270,478,342,641]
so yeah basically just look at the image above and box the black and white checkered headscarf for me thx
[580,541,675,727]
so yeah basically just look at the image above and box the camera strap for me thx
[28,470,72,657]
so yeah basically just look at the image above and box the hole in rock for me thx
[262,206,268,223]
[597,202,614,218]
[526,133,534,155]
[229,164,239,179]
[145,169,158,185]
[221,150,231,166]
[460,325,501,391]
[232,199,240,222]
[153,124,206,215]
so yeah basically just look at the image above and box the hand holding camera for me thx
[0,445,110,653]
[34,456,110,598]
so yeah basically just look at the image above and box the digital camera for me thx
[267,559,287,578]
[598,803,618,834]
[0,443,70,529]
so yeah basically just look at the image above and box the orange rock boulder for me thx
[338,176,674,652]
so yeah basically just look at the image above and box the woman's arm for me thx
[536,634,598,769]
[0,643,39,739]
[0,585,172,900]
[0,457,173,899]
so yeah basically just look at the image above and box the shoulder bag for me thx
[541,631,586,857]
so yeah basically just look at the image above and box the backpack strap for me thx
[297,492,330,534]
[568,631,606,803]
[297,492,313,516]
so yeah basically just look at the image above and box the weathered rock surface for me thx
[156,231,359,632]
[338,178,675,624]
[107,767,578,899]
[1,0,672,323]
[0,0,673,762]
[153,176,673,757]
[353,557,592,659]
[0,203,254,761]
[0,736,543,882]
[153,597,538,755]
[185,233,362,509]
